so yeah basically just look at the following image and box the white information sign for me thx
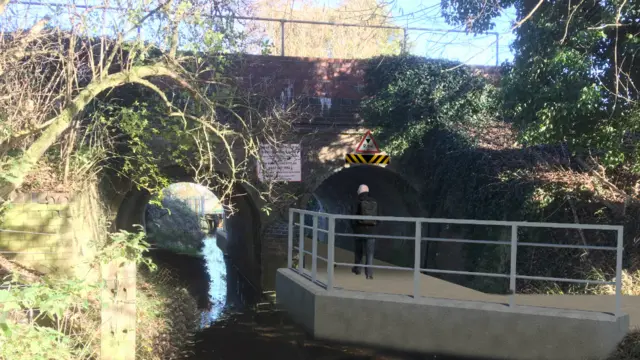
[257,144,301,182]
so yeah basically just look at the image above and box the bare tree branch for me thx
[511,0,544,30]
[0,62,197,200]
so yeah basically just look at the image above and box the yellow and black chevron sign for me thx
[345,153,390,165]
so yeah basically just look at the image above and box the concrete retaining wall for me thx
[276,268,629,360]
[1,191,104,277]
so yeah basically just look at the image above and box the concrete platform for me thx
[276,239,638,359]
[276,268,630,360]
[297,239,640,326]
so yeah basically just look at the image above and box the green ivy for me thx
[361,55,498,155]
[359,54,633,294]
[440,0,640,171]
[95,225,157,272]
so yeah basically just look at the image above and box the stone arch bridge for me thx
[112,54,500,292]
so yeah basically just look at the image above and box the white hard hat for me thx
[357,184,369,195]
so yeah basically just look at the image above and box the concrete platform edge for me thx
[275,268,629,360]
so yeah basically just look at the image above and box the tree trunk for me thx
[0,63,187,201]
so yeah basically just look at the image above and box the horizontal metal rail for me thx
[335,262,412,271]
[329,213,623,231]
[294,247,328,262]
[294,223,329,234]
[422,267,510,279]
[8,2,493,35]
[517,242,617,251]
[220,15,499,35]
[423,237,510,246]
[0,228,57,236]
[288,208,624,317]
[335,232,414,241]
[6,1,501,64]
[516,275,614,285]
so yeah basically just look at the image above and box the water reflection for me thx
[200,235,228,326]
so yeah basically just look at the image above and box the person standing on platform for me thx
[351,184,379,280]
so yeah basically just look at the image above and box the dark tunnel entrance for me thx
[309,165,426,268]
[114,179,263,327]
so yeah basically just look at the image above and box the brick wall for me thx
[229,55,367,128]
[261,220,291,289]
[228,55,501,129]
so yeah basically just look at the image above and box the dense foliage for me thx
[360,55,499,155]
[146,194,207,255]
[255,0,402,58]
[360,55,638,296]
[441,0,640,170]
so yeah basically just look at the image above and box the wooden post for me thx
[101,260,136,360]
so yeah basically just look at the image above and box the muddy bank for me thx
[147,249,211,310]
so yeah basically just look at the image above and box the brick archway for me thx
[113,166,264,290]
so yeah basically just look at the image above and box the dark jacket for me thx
[351,192,379,235]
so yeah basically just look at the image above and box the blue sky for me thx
[4,0,517,65]
[389,0,517,65]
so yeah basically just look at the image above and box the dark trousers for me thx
[353,238,375,276]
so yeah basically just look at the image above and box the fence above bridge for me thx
[287,208,625,316]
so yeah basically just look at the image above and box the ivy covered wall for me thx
[360,55,639,295]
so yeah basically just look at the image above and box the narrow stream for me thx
[151,235,485,360]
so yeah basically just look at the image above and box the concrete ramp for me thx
[276,268,629,360]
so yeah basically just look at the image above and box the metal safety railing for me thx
[8,1,502,65]
[287,208,625,317]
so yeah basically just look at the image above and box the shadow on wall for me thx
[311,165,425,267]
[217,183,262,292]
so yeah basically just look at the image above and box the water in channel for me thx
[151,235,487,360]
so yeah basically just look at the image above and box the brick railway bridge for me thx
[109,54,500,293]
[3,54,634,360]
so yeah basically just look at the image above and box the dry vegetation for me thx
[250,0,402,58]
[136,267,200,360]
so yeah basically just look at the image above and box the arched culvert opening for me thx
[114,178,262,324]
[311,165,425,268]
[144,182,223,255]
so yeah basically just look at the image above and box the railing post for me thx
[413,220,421,298]
[312,215,319,283]
[615,228,623,317]
[495,33,500,66]
[280,20,285,56]
[327,215,335,291]
[402,27,408,54]
[287,209,293,269]
[509,225,518,307]
[298,212,305,274]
